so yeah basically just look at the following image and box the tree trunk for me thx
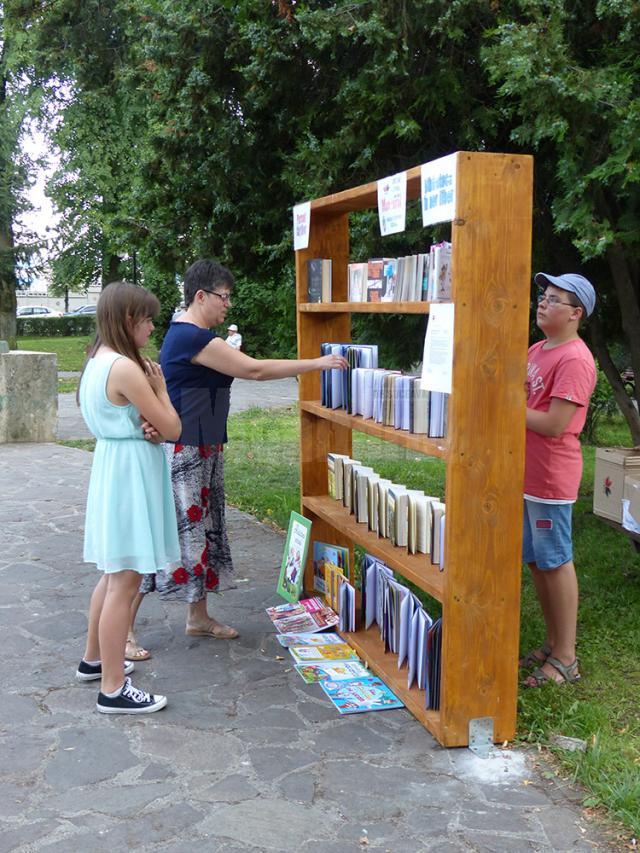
[0,65,17,347]
[102,252,122,288]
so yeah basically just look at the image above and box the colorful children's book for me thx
[276,632,344,648]
[320,676,404,714]
[289,643,359,663]
[266,597,339,634]
[294,660,369,683]
[276,511,312,603]
[312,540,349,594]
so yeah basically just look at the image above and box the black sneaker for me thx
[76,660,135,682]
[96,677,167,715]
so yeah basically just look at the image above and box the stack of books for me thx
[321,343,449,438]
[361,554,442,710]
[326,452,446,568]
[347,242,452,303]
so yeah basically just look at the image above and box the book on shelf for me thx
[430,501,446,566]
[387,485,409,548]
[348,262,368,302]
[341,458,362,512]
[276,631,345,648]
[354,465,375,523]
[366,258,385,302]
[376,479,393,539]
[320,676,404,714]
[294,659,369,683]
[338,579,356,632]
[266,597,339,634]
[324,560,346,613]
[366,471,381,534]
[307,258,332,303]
[426,617,443,710]
[289,642,359,663]
[327,453,350,501]
[312,540,349,594]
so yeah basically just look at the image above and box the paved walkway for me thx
[55,377,299,441]
[0,439,619,852]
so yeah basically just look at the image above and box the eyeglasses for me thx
[202,289,232,305]
[536,292,576,308]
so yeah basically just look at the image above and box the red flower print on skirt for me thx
[174,443,184,454]
[201,486,210,504]
[201,544,208,564]
[205,567,219,589]
[199,445,213,459]
[187,504,203,522]
[172,566,188,584]
[193,563,203,576]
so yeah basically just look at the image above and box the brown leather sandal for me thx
[524,656,580,687]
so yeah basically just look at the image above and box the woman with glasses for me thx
[128,259,347,651]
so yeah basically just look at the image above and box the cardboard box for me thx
[623,474,640,530]
[593,447,640,523]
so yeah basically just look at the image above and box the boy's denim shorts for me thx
[522,499,573,570]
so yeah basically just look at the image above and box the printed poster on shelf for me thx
[276,511,312,603]
[377,171,407,236]
[421,154,457,227]
[420,302,454,395]
[293,201,311,251]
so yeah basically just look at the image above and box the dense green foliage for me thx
[2,0,640,420]
[16,313,95,337]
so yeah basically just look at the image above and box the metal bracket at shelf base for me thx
[468,717,496,759]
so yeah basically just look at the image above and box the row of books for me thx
[265,598,404,714]
[307,243,452,305]
[327,453,446,566]
[320,342,449,437]
[362,555,442,709]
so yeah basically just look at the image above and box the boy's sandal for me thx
[519,643,552,669]
[524,656,580,688]
[125,638,152,661]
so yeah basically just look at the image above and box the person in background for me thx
[132,259,347,644]
[225,323,242,350]
[520,272,597,687]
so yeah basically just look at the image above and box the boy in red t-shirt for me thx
[521,272,597,687]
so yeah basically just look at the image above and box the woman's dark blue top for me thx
[160,322,233,446]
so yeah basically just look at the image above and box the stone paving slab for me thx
[0,443,620,852]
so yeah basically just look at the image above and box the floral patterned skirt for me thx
[139,443,235,603]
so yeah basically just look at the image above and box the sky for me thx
[18,123,59,274]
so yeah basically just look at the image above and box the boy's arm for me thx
[526,397,579,438]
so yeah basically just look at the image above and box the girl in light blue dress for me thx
[75,281,182,714]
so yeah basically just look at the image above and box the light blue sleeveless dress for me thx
[80,351,181,574]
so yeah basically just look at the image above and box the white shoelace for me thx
[121,677,152,704]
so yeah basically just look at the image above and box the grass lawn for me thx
[17,335,158,372]
[60,404,640,837]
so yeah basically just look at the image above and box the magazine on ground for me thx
[320,676,404,714]
[288,643,360,663]
[294,660,370,683]
[276,632,344,648]
[265,597,339,634]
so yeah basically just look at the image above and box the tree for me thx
[483,0,640,441]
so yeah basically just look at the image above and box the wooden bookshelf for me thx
[299,400,448,457]
[295,151,533,747]
[299,301,431,314]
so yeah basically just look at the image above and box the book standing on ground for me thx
[276,511,312,603]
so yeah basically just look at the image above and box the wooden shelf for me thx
[300,401,447,457]
[302,494,444,602]
[299,301,431,314]
[338,623,441,738]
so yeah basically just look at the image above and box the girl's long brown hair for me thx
[77,281,160,402]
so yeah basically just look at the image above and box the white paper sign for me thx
[377,171,407,236]
[293,201,311,250]
[420,302,454,394]
[421,154,457,227]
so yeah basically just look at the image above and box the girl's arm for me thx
[108,358,182,441]
[192,336,347,379]
[526,397,578,438]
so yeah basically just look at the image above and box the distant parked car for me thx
[65,304,97,316]
[17,305,63,318]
